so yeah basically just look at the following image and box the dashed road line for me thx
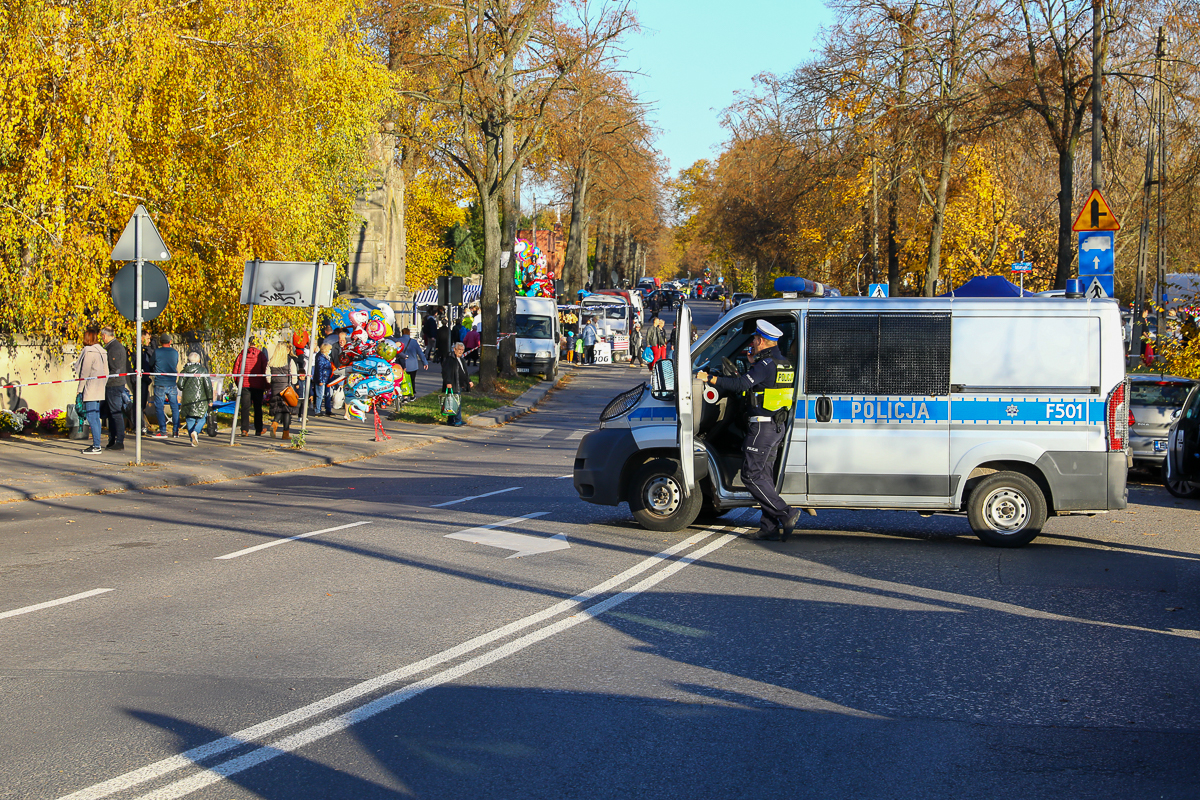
[214,521,372,560]
[0,588,114,621]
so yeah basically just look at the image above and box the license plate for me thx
[516,367,530,373]
[1154,440,1167,452]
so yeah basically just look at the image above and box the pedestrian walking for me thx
[582,317,598,365]
[646,316,668,364]
[178,352,213,446]
[266,341,298,440]
[98,325,129,451]
[314,344,334,416]
[441,341,473,427]
[462,326,480,365]
[422,309,440,361]
[139,331,154,434]
[629,320,643,367]
[234,338,268,436]
[74,326,109,454]
[395,327,429,396]
[695,320,800,541]
[151,333,181,439]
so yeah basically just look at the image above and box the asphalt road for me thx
[2,300,1199,799]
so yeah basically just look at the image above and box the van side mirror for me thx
[815,396,832,423]
[1173,408,1182,420]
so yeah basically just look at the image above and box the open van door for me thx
[676,303,695,494]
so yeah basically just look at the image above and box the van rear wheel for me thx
[629,458,702,532]
[967,471,1046,547]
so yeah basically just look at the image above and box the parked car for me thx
[731,292,755,307]
[1164,382,1200,498]
[1129,375,1198,470]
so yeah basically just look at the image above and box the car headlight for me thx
[537,350,552,359]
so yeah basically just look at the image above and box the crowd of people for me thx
[69,308,487,454]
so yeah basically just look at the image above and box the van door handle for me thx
[815,396,832,423]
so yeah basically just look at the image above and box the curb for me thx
[467,367,573,427]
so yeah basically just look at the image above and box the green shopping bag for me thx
[440,389,460,416]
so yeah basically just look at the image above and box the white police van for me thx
[572,278,1130,547]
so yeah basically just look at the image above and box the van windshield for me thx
[586,304,627,320]
[515,314,553,338]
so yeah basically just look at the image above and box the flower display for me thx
[0,409,25,434]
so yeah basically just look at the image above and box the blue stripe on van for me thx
[795,396,1105,425]
[629,406,677,422]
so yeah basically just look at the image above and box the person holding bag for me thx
[441,341,473,427]
[74,326,109,454]
[266,341,298,440]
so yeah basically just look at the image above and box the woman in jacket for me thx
[75,327,110,454]
[394,327,428,397]
[178,352,213,446]
[440,341,473,426]
[266,342,297,440]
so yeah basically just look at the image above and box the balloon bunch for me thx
[513,238,555,298]
[327,304,412,419]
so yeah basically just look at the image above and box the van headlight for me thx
[537,350,552,359]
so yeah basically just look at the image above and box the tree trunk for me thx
[887,2,916,297]
[1054,143,1076,290]
[923,134,954,296]
[478,128,503,393]
[563,161,590,298]
[617,221,632,287]
[498,64,517,377]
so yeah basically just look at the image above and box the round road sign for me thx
[111,262,170,323]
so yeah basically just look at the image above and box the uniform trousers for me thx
[741,418,791,534]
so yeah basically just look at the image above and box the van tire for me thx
[967,471,1046,547]
[629,458,703,532]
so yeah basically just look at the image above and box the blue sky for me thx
[623,1,834,178]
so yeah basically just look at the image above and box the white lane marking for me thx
[0,588,113,621]
[213,521,372,560]
[133,531,743,800]
[59,527,725,800]
[511,427,552,440]
[556,475,572,479]
[430,486,521,508]
[566,429,588,440]
[446,527,569,559]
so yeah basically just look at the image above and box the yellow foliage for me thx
[403,170,467,291]
[0,0,391,344]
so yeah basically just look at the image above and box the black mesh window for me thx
[806,313,950,396]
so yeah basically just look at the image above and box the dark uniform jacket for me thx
[712,345,788,417]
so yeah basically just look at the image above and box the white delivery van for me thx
[514,296,559,380]
[573,279,1130,547]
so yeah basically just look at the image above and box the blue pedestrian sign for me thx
[868,283,888,298]
[1078,231,1114,276]
[1085,275,1114,299]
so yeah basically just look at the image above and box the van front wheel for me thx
[967,471,1046,547]
[629,458,702,532]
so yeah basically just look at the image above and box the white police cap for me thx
[755,320,782,341]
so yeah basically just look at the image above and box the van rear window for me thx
[805,313,951,396]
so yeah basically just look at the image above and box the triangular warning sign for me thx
[1086,277,1108,299]
[1072,189,1120,232]
[870,285,886,297]
[109,205,171,262]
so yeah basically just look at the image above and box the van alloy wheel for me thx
[981,487,1029,532]
[644,475,681,517]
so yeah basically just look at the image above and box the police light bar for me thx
[773,277,841,298]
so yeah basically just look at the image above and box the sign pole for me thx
[134,210,143,466]
[229,260,258,446]
[300,263,321,432]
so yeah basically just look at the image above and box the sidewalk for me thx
[0,366,572,504]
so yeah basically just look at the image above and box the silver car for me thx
[1130,375,1198,469]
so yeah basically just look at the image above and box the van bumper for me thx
[1036,451,1128,512]
[515,355,554,374]
[573,428,640,506]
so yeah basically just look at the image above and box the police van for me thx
[572,278,1130,547]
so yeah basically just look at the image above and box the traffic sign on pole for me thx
[1078,231,1115,275]
[868,283,888,298]
[1071,188,1121,232]
[110,205,171,261]
[1085,275,1115,299]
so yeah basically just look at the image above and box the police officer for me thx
[696,320,800,541]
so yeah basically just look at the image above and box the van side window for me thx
[805,313,951,396]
